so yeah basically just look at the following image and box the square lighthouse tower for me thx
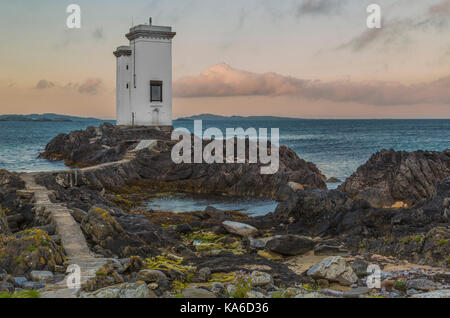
[114,18,176,127]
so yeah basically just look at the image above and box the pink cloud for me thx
[173,63,450,106]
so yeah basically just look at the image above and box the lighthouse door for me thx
[152,108,159,126]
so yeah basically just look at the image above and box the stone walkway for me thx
[20,173,106,298]
[18,141,158,298]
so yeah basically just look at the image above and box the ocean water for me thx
[146,193,278,216]
[0,120,114,172]
[174,119,450,185]
[0,119,449,180]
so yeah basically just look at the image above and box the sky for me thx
[0,0,450,119]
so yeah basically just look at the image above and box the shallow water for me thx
[145,193,279,216]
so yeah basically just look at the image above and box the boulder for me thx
[339,149,450,207]
[307,256,358,286]
[194,267,211,283]
[406,278,436,291]
[182,287,216,298]
[343,287,371,298]
[251,271,273,287]
[222,221,258,238]
[266,235,315,256]
[137,269,167,283]
[30,271,53,282]
[83,282,155,298]
[350,258,369,278]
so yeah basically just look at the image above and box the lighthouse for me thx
[114,18,176,127]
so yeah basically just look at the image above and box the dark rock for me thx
[38,124,327,199]
[80,206,179,258]
[274,189,355,235]
[70,208,88,223]
[339,149,450,207]
[266,235,315,256]
[0,282,14,293]
[175,224,194,234]
[351,258,369,278]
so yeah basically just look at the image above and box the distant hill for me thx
[0,113,104,122]
[176,114,296,121]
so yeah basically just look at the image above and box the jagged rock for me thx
[266,235,315,256]
[307,256,358,286]
[339,149,450,207]
[222,221,258,238]
[248,238,266,250]
[274,189,356,234]
[182,287,216,298]
[0,208,9,235]
[0,229,65,276]
[247,290,266,298]
[80,206,177,258]
[38,124,327,199]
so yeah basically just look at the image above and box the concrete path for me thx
[20,173,107,298]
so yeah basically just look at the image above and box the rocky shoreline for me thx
[0,124,448,298]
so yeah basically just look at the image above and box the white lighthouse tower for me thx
[114,18,176,127]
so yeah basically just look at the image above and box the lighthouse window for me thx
[150,81,163,102]
[126,65,129,70]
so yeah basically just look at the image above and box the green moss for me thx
[395,280,407,292]
[95,271,107,277]
[438,239,448,247]
[359,243,365,249]
[209,272,236,283]
[15,257,24,264]
[447,257,450,265]
[0,290,40,298]
[414,236,422,243]
[271,290,286,298]
[186,231,224,243]
[146,255,195,274]
[26,245,37,252]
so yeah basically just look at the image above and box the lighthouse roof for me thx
[113,46,132,57]
[126,24,176,41]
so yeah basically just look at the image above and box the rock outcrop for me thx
[80,206,180,258]
[338,149,450,208]
[36,124,327,199]
[0,229,65,276]
[39,123,172,168]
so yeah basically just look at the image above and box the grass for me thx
[0,290,40,298]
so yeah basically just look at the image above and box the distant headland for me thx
[0,113,104,122]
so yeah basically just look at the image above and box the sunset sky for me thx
[1,0,450,119]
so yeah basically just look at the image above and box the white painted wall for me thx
[115,23,175,127]
[116,53,131,125]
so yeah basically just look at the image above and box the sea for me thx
[1,118,448,215]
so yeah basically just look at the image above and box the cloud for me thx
[429,0,450,15]
[78,78,103,95]
[296,0,347,16]
[339,1,449,52]
[35,79,56,89]
[173,63,450,106]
